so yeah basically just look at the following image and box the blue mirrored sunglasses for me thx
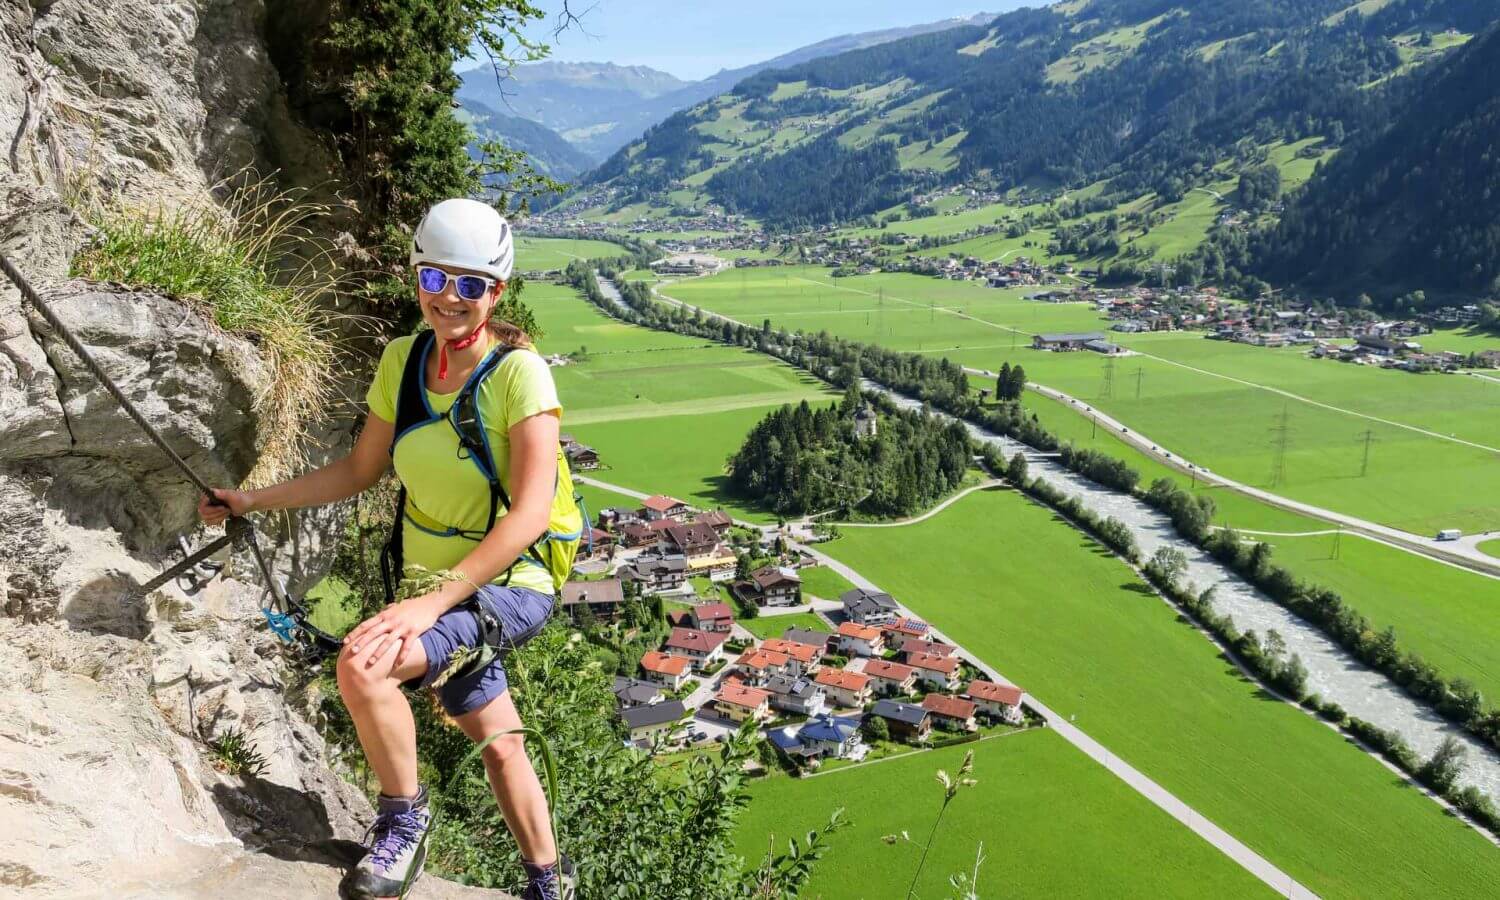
[416,266,497,302]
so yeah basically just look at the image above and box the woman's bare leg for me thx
[452,691,557,866]
[336,636,430,798]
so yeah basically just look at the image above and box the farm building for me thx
[1033,332,1106,351]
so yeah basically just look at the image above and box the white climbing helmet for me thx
[409,198,514,282]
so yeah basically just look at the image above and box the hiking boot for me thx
[521,854,577,900]
[341,788,432,900]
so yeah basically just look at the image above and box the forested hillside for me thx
[582,0,1496,229]
[1242,23,1500,304]
[460,99,596,182]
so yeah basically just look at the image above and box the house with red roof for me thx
[907,651,961,691]
[966,680,1027,725]
[641,494,691,522]
[921,693,978,732]
[863,659,917,697]
[733,648,791,685]
[640,651,690,690]
[836,621,886,657]
[880,617,930,644]
[714,682,771,723]
[899,638,954,662]
[814,667,872,709]
[664,627,729,670]
[760,638,822,676]
[688,601,735,634]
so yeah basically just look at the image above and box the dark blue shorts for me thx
[407,584,554,716]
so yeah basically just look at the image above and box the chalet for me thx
[921,693,978,732]
[836,621,886,657]
[586,528,615,558]
[664,628,729,670]
[685,544,739,582]
[863,659,917,697]
[640,651,690,690]
[899,638,954,662]
[661,522,720,559]
[907,651,961,691]
[598,506,643,529]
[814,668,872,709]
[736,565,803,607]
[782,627,834,652]
[693,509,734,538]
[1356,335,1403,357]
[762,674,827,717]
[1033,332,1105,351]
[966,680,1026,725]
[619,699,686,745]
[619,523,659,549]
[612,676,664,708]
[880,617,931,644]
[689,601,735,633]
[714,682,771,723]
[560,578,625,624]
[563,442,600,470]
[841,588,899,626]
[871,699,932,743]
[797,715,865,759]
[733,648,790,685]
[761,638,823,676]
[641,494,691,522]
[620,556,688,594]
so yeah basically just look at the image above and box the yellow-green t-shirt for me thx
[366,334,563,595]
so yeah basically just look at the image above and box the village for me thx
[556,482,1036,775]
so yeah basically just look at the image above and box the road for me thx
[833,480,1005,528]
[576,474,1316,898]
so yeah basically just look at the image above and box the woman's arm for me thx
[346,409,561,664]
[199,411,394,525]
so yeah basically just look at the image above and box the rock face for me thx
[0,4,511,897]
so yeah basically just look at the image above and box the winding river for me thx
[874,383,1500,803]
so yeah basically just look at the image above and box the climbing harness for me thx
[0,254,341,662]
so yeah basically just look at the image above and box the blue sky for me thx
[515,2,1027,81]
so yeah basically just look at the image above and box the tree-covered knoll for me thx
[726,388,971,517]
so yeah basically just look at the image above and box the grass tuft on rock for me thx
[70,177,344,486]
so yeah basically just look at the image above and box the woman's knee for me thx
[480,732,528,770]
[336,646,394,705]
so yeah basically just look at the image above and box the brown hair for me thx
[486,317,533,349]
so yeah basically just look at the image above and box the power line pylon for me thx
[1099,355,1116,401]
[1269,403,1291,488]
[1357,429,1378,477]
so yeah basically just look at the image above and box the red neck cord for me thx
[437,328,485,380]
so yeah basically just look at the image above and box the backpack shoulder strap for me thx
[392,330,438,449]
[450,345,520,527]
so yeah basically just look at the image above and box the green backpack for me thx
[380,330,587,605]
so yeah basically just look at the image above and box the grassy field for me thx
[1254,531,1500,702]
[1479,539,1500,560]
[514,236,627,270]
[740,611,829,640]
[663,266,1500,535]
[735,730,1270,898]
[797,564,858,602]
[818,487,1500,898]
[531,281,837,521]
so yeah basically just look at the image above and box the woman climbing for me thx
[199,198,573,900]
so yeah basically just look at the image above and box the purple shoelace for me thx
[368,807,427,872]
